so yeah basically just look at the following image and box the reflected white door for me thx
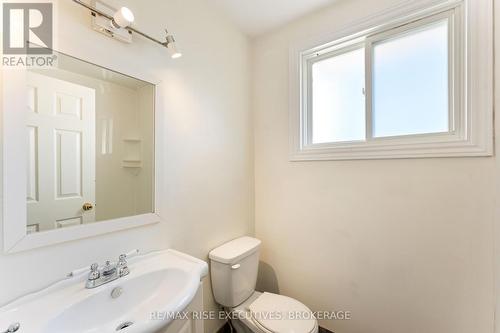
[27,72,96,232]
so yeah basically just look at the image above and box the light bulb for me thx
[167,43,182,59]
[112,7,134,28]
[170,46,182,59]
[163,32,182,59]
[171,52,182,59]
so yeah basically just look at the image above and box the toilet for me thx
[209,237,318,333]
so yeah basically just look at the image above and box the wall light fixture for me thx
[72,0,182,59]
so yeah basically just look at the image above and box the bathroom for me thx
[0,0,497,332]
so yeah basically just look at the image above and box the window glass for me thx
[311,48,366,143]
[372,20,449,138]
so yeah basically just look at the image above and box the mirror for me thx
[25,51,155,233]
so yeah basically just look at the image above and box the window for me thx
[290,0,493,160]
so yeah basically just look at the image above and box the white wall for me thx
[252,1,496,332]
[0,1,252,332]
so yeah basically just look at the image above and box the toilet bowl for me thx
[231,291,318,333]
[209,237,319,333]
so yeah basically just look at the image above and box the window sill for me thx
[289,135,493,161]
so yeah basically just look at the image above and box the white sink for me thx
[0,250,208,333]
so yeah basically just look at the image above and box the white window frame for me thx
[289,0,493,161]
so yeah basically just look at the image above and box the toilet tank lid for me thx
[209,237,261,264]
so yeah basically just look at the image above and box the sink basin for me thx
[0,250,208,333]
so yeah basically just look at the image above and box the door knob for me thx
[82,203,94,211]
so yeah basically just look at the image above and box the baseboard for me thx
[215,321,334,333]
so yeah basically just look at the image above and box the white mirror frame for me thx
[2,57,162,253]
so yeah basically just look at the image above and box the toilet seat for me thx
[248,292,317,333]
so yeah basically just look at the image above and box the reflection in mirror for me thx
[26,51,154,233]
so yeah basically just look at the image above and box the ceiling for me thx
[212,0,336,37]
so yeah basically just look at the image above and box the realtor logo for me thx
[3,3,53,55]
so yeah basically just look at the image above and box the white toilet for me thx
[209,237,318,333]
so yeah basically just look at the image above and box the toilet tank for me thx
[209,237,261,307]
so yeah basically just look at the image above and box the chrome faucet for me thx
[1,323,20,333]
[85,254,130,289]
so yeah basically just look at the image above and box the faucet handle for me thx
[88,263,100,281]
[117,254,130,277]
[2,322,20,333]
